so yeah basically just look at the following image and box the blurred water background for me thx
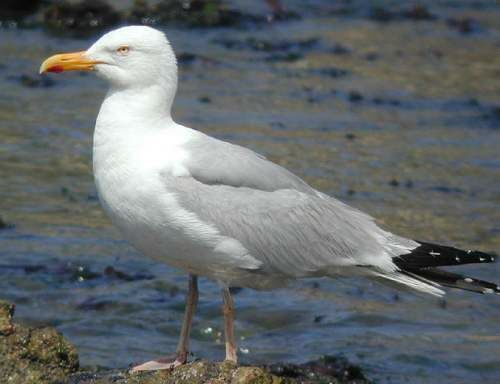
[0,1,499,383]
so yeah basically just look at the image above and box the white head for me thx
[40,26,178,113]
[86,26,177,90]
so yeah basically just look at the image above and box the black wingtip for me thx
[393,241,496,270]
[403,268,500,295]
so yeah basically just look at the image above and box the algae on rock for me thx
[0,300,79,384]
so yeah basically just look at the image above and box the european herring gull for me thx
[39,26,499,372]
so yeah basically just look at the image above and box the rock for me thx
[68,356,369,383]
[348,91,363,102]
[129,0,262,28]
[0,300,79,384]
[0,0,41,21]
[1,299,369,383]
[0,301,15,335]
[43,0,121,37]
[402,5,435,21]
[0,215,14,230]
[447,17,480,34]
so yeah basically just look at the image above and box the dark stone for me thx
[0,0,41,21]
[265,52,303,62]
[131,0,263,28]
[313,315,324,323]
[198,95,211,103]
[104,266,154,282]
[389,179,400,187]
[365,52,379,61]
[345,133,356,140]
[0,215,14,230]
[265,0,300,22]
[24,265,46,273]
[214,37,319,53]
[331,43,351,55]
[370,7,395,22]
[43,0,121,37]
[316,67,349,78]
[429,186,464,194]
[177,52,198,65]
[76,298,112,311]
[9,74,55,88]
[491,106,500,118]
[229,287,243,295]
[348,91,363,102]
[267,355,369,383]
[402,5,435,21]
[447,17,480,34]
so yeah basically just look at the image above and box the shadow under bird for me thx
[39,26,499,372]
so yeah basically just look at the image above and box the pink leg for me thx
[130,274,198,372]
[222,287,237,363]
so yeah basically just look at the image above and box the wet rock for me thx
[127,0,155,25]
[402,5,435,21]
[103,266,154,282]
[345,133,356,140]
[43,0,121,37]
[429,186,464,194]
[178,52,198,65]
[364,52,379,61]
[313,315,325,323]
[447,17,481,34]
[492,106,500,118]
[67,357,368,383]
[19,74,55,88]
[370,5,436,23]
[76,298,112,311]
[198,95,212,103]
[264,0,300,22]
[370,7,395,22]
[267,355,369,383]
[372,96,400,106]
[265,52,303,62]
[0,299,79,384]
[389,179,399,187]
[331,43,351,55]
[214,37,319,53]
[0,0,41,21]
[315,67,349,78]
[348,91,363,102]
[0,301,15,335]
[0,215,14,230]
[129,0,262,28]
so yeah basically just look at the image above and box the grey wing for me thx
[171,176,409,278]
[183,132,316,194]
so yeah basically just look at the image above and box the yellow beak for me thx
[39,51,100,74]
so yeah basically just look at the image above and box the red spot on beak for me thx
[47,65,64,73]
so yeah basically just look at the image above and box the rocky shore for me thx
[0,299,369,384]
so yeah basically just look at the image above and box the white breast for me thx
[92,119,260,281]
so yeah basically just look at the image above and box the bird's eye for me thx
[116,46,129,55]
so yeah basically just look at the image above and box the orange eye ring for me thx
[117,46,129,55]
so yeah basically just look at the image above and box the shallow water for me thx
[0,1,499,383]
